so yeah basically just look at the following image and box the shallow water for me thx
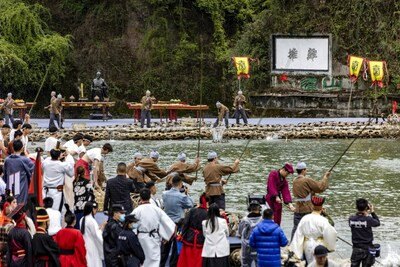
[38,138,400,259]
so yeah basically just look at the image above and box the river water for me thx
[92,138,400,260]
[35,137,400,260]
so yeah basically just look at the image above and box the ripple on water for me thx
[31,138,400,260]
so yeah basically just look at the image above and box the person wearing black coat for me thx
[103,205,125,267]
[177,193,209,267]
[118,214,145,267]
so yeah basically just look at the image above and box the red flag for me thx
[28,152,43,206]
[393,101,397,114]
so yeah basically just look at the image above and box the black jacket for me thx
[118,229,145,267]
[349,212,380,249]
[104,175,136,213]
[181,207,208,247]
[103,219,123,267]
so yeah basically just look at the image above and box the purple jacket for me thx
[3,155,34,204]
[266,170,292,206]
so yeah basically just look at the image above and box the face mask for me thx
[132,223,139,229]
[119,214,125,223]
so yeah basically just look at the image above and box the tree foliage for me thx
[0,0,72,94]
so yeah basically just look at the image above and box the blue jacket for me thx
[249,219,288,267]
[162,187,194,223]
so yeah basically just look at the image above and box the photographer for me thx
[42,147,75,212]
[161,174,194,267]
[349,199,380,267]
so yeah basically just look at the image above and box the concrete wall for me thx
[249,93,397,117]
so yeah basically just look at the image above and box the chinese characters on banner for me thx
[347,55,366,83]
[233,57,259,79]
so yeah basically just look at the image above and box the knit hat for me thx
[207,151,217,160]
[133,152,143,159]
[150,150,160,159]
[296,162,307,170]
[311,196,325,207]
[36,207,49,223]
[177,153,186,162]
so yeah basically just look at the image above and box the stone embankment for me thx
[27,121,400,141]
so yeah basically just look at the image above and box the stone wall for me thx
[250,93,398,117]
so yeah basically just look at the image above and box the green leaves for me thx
[0,0,71,89]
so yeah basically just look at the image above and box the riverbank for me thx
[27,117,398,141]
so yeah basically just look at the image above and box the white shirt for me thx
[21,135,29,154]
[0,132,3,141]
[45,136,58,152]
[81,215,104,267]
[150,195,163,209]
[86,148,102,162]
[63,139,79,154]
[9,129,16,142]
[202,217,230,257]
[46,208,62,236]
[78,144,86,155]
[42,157,75,187]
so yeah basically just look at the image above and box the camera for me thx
[180,186,188,193]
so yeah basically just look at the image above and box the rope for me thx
[29,57,53,116]
[226,116,264,182]
[328,117,373,172]
[195,36,204,180]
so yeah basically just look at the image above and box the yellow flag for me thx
[367,60,389,88]
[348,55,364,83]
[369,61,384,82]
[234,57,250,79]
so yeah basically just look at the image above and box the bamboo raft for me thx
[27,120,400,141]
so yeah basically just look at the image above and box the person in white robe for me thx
[131,188,175,267]
[290,196,337,264]
[42,149,75,212]
[80,201,105,267]
[44,126,59,156]
[63,134,83,160]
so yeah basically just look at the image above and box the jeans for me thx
[214,111,229,128]
[351,247,375,267]
[291,212,309,241]
[241,245,258,267]
[74,211,84,229]
[5,114,14,126]
[235,108,248,125]
[49,112,61,129]
[140,109,151,128]
[209,194,226,210]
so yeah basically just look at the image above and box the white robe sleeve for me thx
[158,208,176,241]
[63,158,75,177]
[322,220,337,252]
[290,220,306,259]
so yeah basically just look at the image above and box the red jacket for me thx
[266,170,292,206]
[54,227,87,267]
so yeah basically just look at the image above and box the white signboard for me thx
[271,35,331,75]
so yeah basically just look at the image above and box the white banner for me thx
[272,36,331,74]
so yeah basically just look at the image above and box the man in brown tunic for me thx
[140,90,156,128]
[234,90,248,125]
[291,161,330,240]
[127,150,167,190]
[203,151,239,209]
[214,101,229,128]
[1,93,14,126]
[165,153,200,190]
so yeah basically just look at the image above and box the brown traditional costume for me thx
[165,156,200,189]
[291,162,329,239]
[203,151,239,209]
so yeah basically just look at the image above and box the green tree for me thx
[0,0,72,95]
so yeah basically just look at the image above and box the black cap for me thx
[111,204,126,213]
[247,200,261,212]
[314,245,329,257]
[125,214,138,223]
